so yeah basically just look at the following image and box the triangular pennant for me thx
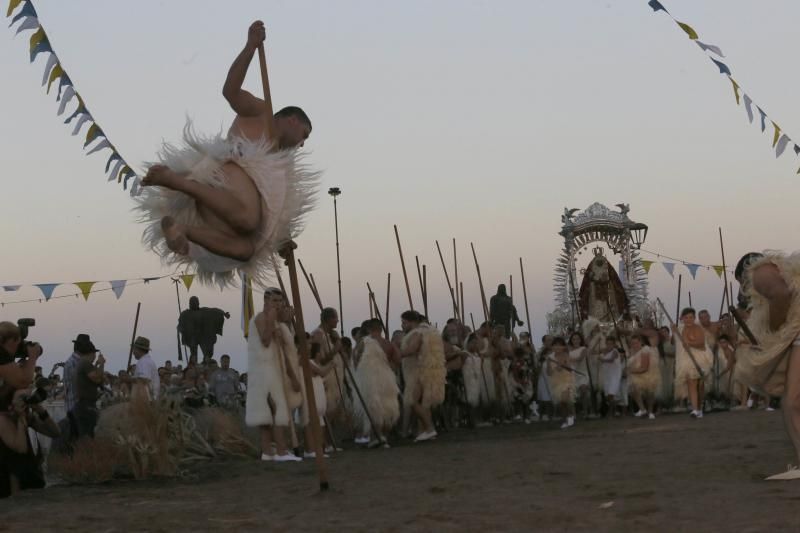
[35,283,59,301]
[772,121,781,147]
[712,265,724,278]
[181,274,195,291]
[105,151,121,173]
[71,113,91,136]
[776,134,791,158]
[696,40,724,57]
[86,138,111,156]
[647,0,667,13]
[40,52,57,86]
[45,63,63,93]
[662,262,676,278]
[710,58,731,76]
[122,168,136,190]
[118,165,132,184]
[109,280,127,299]
[729,78,740,105]
[758,107,767,132]
[677,21,698,40]
[13,15,37,34]
[63,98,85,123]
[29,37,51,62]
[56,85,76,115]
[686,264,701,279]
[794,144,800,156]
[3,285,21,292]
[74,281,96,301]
[129,177,141,197]
[641,260,654,274]
[7,0,25,17]
[56,74,72,100]
[9,0,35,24]
[108,159,124,182]
[83,123,104,147]
[743,94,754,124]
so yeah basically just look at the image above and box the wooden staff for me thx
[298,259,323,309]
[394,225,414,310]
[719,227,731,311]
[258,39,327,488]
[470,242,490,322]
[367,282,389,338]
[470,312,476,331]
[656,298,705,378]
[675,274,683,324]
[369,293,375,319]
[126,302,141,370]
[519,258,536,360]
[435,240,459,318]
[688,291,693,308]
[453,238,460,318]
[385,273,391,340]
[717,284,727,319]
[729,305,759,346]
[415,256,427,318]
[422,264,428,317]
[459,282,465,325]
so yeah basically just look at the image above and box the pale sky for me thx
[1,0,798,373]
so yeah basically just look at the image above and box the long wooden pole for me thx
[298,259,323,309]
[173,279,187,361]
[459,282,465,325]
[422,264,428,317]
[385,273,391,340]
[719,227,731,312]
[675,274,683,324]
[415,256,427,318]
[453,238,460,318]
[688,291,693,309]
[436,240,458,318]
[256,44,276,140]
[471,242,490,322]
[394,225,414,310]
[126,302,141,370]
[367,283,389,338]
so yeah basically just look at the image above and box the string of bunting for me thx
[0,274,196,306]
[638,247,732,280]
[648,0,800,173]
[6,0,141,194]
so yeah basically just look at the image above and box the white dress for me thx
[569,348,589,389]
[599,348,622,397]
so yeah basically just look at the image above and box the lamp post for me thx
[629,222,648,250]
[328,187,344,336]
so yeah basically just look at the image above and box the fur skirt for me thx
[135,124,320,288]
[462,354,483,408]
[628,348,662,395]
[245,319,292,427]
[353,338,400,433]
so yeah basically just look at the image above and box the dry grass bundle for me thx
[193,407,257,457]
[49,437,123,484]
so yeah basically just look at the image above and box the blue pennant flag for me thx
[105,151,122,173]
[662,262,676,278]
[758,107,767,132]
[686,264,701,279]
[34,283,59,301]
[3,285,21,292]
[29,37,51,62]
[648,0,668,13]
[710,58,731,76]
[10,1,37,26]
[794,144,800,156]
[57,74,73,100]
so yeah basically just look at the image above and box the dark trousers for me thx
[71,401,99,439]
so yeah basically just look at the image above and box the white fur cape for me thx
[401,324,446,409]
[135,124,320,288]
[245,320,297,427]
[735,252,800,396]
[353,337,400,434]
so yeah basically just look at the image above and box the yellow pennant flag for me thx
[772,121,781,147]
[46,64,64,94]
[181,274,195,291]
[74,281,96,301]
[729,78,740,105]
[677,21,699,40]
[641,260,654,274]
[29,26,46,53]
[7,0,24,17]
[712,266,724,278]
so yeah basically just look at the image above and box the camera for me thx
[15,318,42,359]
[19,378,50,406]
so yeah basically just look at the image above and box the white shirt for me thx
[133,353,160,399]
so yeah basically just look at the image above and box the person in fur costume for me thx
[138,21,319,287]
[461,333,487,425]
[734,252,800,480]
[353,320,401,448]
[400,311,446,442]
[310,308,347,419]
[246,288,303,462]
[547,338,576,429]
[673,308,714,419]
[626,334,661,419]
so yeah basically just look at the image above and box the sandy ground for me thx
[1,409,799,532]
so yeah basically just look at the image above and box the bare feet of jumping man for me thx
[142,164,181,188]
[161,216,189,255]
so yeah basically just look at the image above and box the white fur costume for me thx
[462,352,483,408]
[353,337,400,434]
[136,125,320,287]
[401,324,447,409]
[674,325,714,400]
[245,319,298,427]
[627,346,661,395]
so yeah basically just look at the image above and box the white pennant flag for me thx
[776,134,791,158]
[129,177,141,197]
[696,40,724,57]
[743,94,754,124]
[41,53,58,86]
[57,86,76,115]
[109,280,127,299]
[86,139,111,155]
[108,159,124,182]
[15,16,39,34]
[71,114,91,136]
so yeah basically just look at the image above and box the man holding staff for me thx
[138,21,319,286]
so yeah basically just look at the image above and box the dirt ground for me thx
[1,409,799,532]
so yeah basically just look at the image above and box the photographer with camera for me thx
[71,338,106,439]
[0,321,41,391]
[0,382,61,498]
